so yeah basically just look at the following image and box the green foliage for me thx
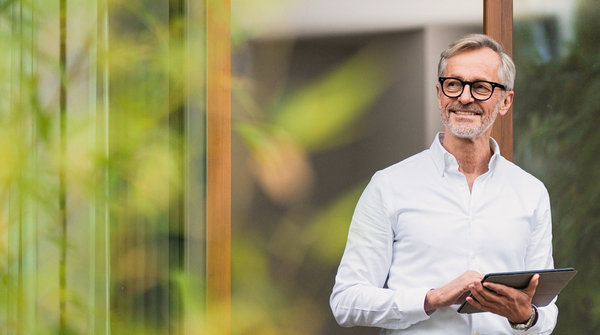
[514,1,600,332]
[230,182,365,334]
[306,183,367,264]
[0,0,204,333]
[269,44,395,152]
[232,36,394,334]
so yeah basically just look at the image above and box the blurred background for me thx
[232,0,600,334]
[2,0,600,334]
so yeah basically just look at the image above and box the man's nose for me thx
[458,84,475,104]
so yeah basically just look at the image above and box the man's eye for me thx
[473,83,491,92]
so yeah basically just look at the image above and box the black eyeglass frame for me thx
[438,77,506,102]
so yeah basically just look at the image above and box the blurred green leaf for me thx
[235,122,273,153]
[306,182,367,264]
[270,43,395,152]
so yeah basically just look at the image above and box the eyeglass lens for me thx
[442,78,494,101]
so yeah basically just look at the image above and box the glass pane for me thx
[514,0,598,333]
[0,0,207,333]
[231,1,482,334]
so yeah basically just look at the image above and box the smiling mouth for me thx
[452,110,480,116]
[448,103,483,117]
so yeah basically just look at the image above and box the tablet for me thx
[457,268,577,314]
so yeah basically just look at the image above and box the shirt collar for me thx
[488,136,501,177]
[430,132,502,178]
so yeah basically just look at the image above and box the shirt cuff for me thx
[395,287,432,326]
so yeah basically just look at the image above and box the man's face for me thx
[436,47,514,140]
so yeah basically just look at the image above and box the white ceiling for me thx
[233,0,578,40]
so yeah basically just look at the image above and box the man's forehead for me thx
[444,47,501,79]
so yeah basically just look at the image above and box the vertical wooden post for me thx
[207,0,231,333]
[484,0,513,162]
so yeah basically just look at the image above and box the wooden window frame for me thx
[207,0,231,333]
[484,0,514,162]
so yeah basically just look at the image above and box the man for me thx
[330,34,557,334]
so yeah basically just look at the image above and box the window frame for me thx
[484,0,514,161]
[207,1,514,333]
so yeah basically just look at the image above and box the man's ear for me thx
[436,84,442,110]
[498,91,514,116]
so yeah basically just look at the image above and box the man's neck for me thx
[442,132,493,191]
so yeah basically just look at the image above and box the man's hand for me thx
[424,271,484,313]
[466,273,539,324]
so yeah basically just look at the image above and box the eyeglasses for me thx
[438,77,506,101]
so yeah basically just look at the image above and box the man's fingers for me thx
[482,282,509,295]
[453,290,471,305]
[468,274,540,321]
[470,281,497,306]
[480,274,539,299]
[466,296,486,311]
[523,274,540,296]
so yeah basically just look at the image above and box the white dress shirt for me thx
[330,133,557,335]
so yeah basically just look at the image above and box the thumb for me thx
[524,273,540,298]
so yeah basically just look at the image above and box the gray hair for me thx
[437,34,516,91]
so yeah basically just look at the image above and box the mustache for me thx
[448,103,483,115]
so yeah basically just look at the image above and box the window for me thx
[0,0,229,333]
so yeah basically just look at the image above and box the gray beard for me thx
[442,101,501,139]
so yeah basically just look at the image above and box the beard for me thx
[441,100,501,139]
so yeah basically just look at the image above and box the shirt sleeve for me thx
[513,187,557,335]
[330,173,431,329]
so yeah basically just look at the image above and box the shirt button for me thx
[472,253,476,259]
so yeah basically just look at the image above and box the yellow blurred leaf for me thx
[271,42,395,152]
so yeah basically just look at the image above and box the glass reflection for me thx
[514,0,600,333]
